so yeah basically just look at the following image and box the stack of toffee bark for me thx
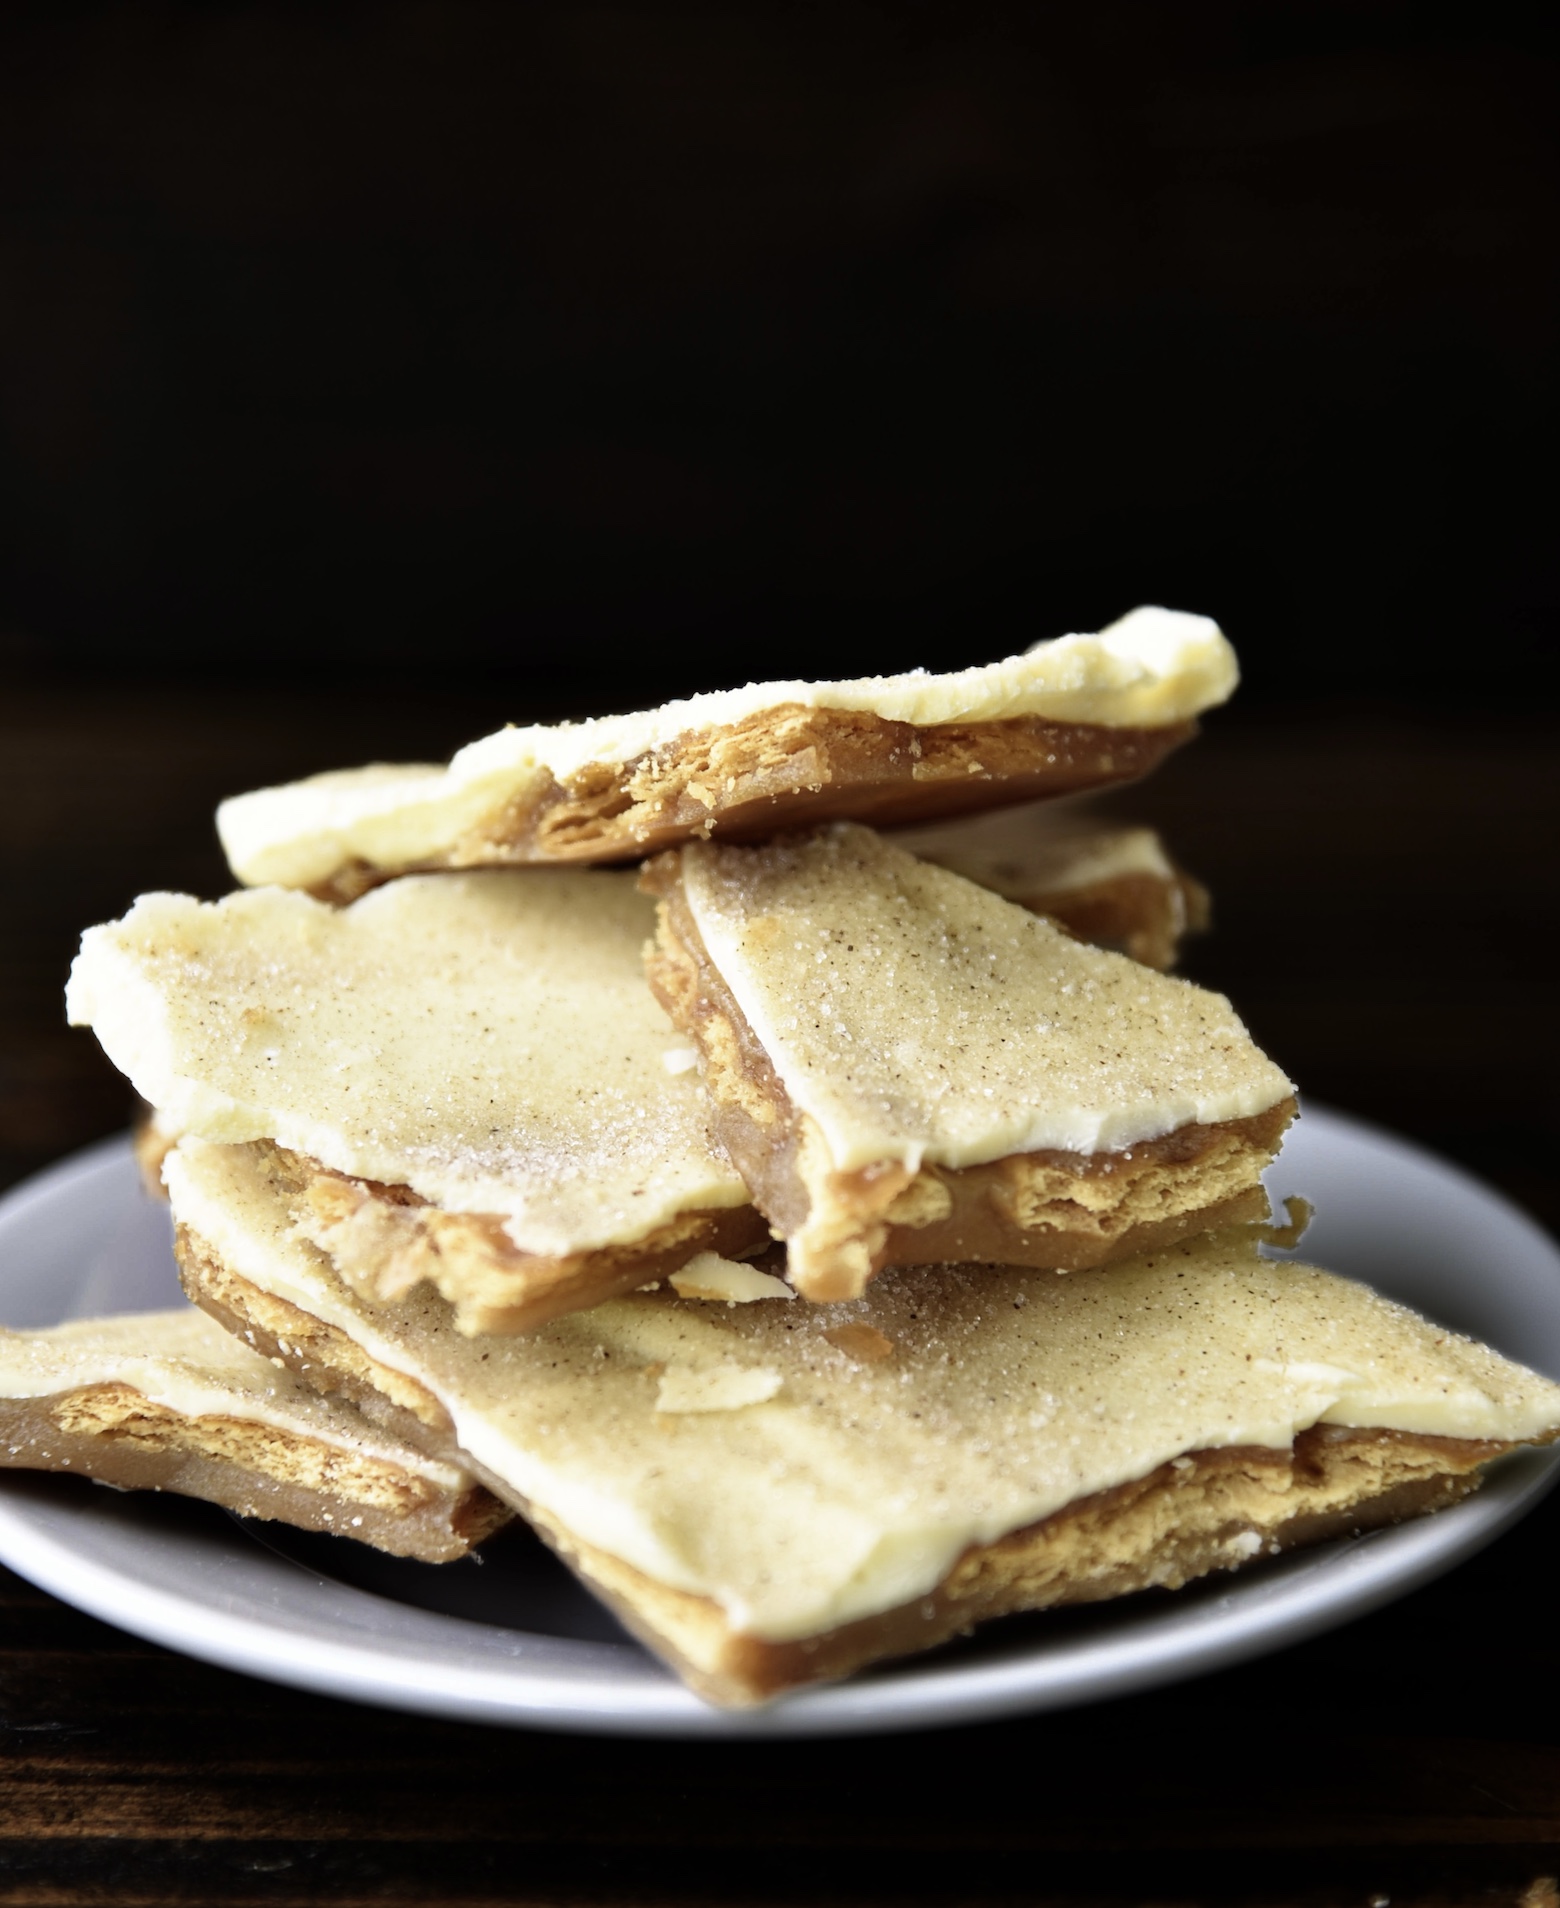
[11,607,1559,1707]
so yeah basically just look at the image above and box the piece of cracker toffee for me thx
[166,1138,1560,1708]
[893,802,1209,971]
[66,872,765,1335]
[644,823,1295,1301]
[216,608,1235,898]
[0,1308,507,1561]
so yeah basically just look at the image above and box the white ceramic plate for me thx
[1,1106,1558,1738]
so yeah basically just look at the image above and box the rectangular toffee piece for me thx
[215,608,1235,899]
[0,1308,508,1562]
[644,823,1296,1301]
[66,871,767,1335]
[165,1138,1560,1707]
[893,801,1209,971]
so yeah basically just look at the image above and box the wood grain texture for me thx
[2,686,1558,1904]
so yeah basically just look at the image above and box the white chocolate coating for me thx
[677,825,1292,1173]
[67,873,748,1258]
[217,608,1235,889]
[167,1139,1560,1644]
[0,1307,467,1489]
[669,1254,797,1303]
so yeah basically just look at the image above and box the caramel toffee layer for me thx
[1032,867,1209,974]
[215,607,1234,893]
[644,828,1292,1300]
[525,1423,1501,1706]
[166,1138,1560,1707]
[269,1139,769,1337]
[181,1228,1519,1702]
[0,1309,507,1562]
[317,711,1193,902]
[67,870,757,1328]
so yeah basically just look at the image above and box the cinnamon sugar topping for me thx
[676,824,1292,1173]
[67,872,749,1259]
[166,1138,1560,1644]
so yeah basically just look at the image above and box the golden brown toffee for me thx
[167,1138,1560,1661]
[646,825,1294,1297]
[0,1308,505,1560]
[66,872,751,1274]
[215,609,1235,891]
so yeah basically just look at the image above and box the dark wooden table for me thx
[2,683,1558,1906]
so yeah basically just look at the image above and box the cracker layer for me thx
[67,871,753,1285]
[166,1138,1560,1700]
[216,608,1233,892]
[0,1307,507,1561]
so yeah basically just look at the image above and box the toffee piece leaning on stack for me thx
[39,605,1560,1707]
[642,822,1294,1299]
[215,606,1233,893]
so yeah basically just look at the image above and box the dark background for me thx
[3,0,1558,1198]
[0,0,1556,707]
[5,10,1560,1902]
